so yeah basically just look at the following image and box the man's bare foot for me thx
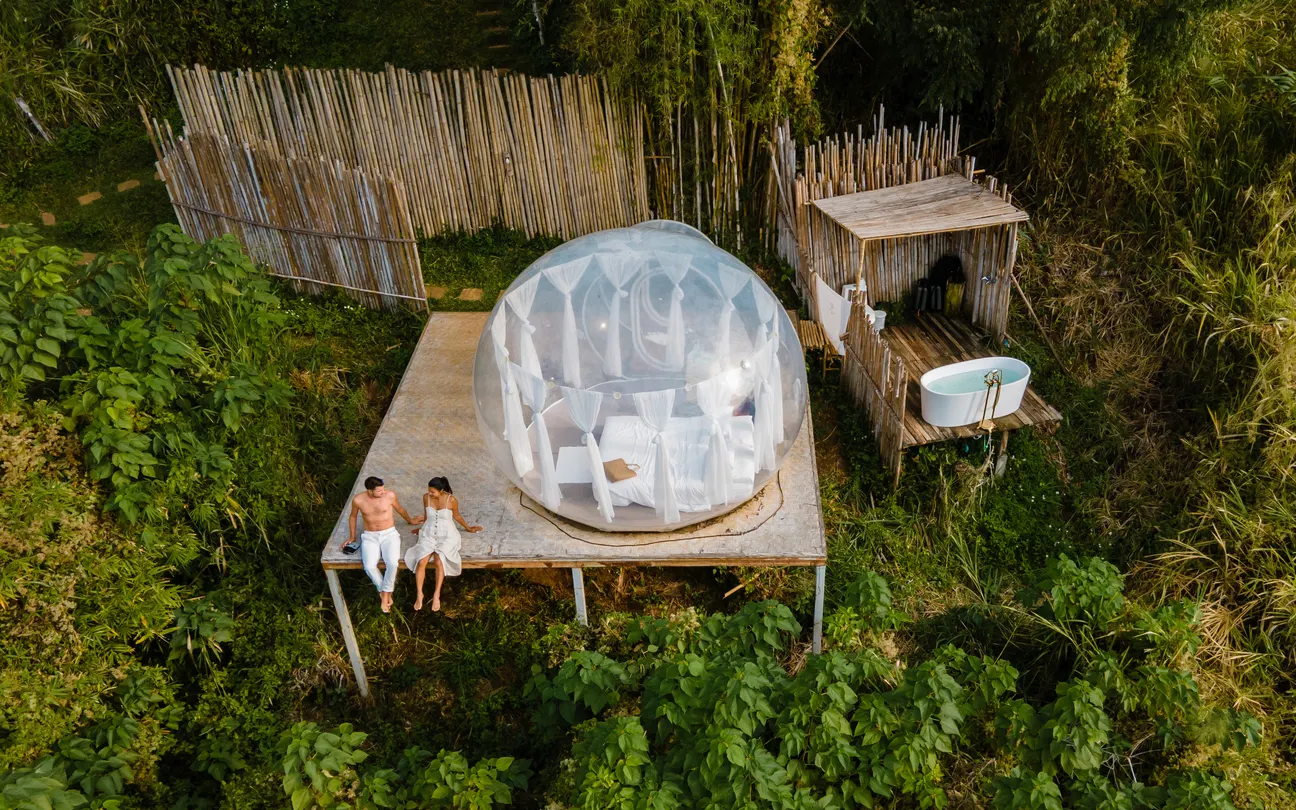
[414,593,424,611]
[431,595,441,612]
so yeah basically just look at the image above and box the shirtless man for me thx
[347,476,424,613]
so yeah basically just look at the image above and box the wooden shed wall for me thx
[804,209,1019,341]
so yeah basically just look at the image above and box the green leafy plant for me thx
[279,722,369,810]
[169,598,234,670]
[527,651,632,727]
[1018,555,1125,631]
[0,758,86,810]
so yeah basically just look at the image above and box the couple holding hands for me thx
[345,475,482,613]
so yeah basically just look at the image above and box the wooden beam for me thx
[325,568,369,698]
[572,568,588,625]
[812,565,826,654]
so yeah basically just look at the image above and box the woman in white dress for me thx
[405,476,481,611]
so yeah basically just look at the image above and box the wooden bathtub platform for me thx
[883,314,1061,448]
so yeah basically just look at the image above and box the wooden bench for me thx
[790,309,841,375]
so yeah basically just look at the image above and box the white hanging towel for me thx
[695,376,735,507]
[491,313,533,477]
[561,386,614,523]
[543,256,593,388]
[814,274,850,356]
[599,253,642,377]
[632,389,679,523]
[506,274,544,379]
[716,262,750,367]
[653,251,692,370]
[514,363,561,512]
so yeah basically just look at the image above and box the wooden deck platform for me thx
[319,311,828,697]
[320,311,827,571]
[883,314,1061,447]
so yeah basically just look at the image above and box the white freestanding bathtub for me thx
[919,356,1031,428]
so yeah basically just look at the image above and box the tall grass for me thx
[1013,0,1296,706]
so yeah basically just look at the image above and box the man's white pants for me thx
[361,527,402,593]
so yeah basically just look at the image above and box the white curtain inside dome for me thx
[716,262,750,367]
[633,389,679,523]
[542,256,592,388]
[598,253,641,377]
[751,339,779,472]
[514,363,561,511]
[506,274,544,379]
[561,386,614,522]
[754,289,785,444]
[653,251,692,371]
[695,376,734,507]
[491,314,533,478]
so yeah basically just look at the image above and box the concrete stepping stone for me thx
[117,179,140,192]
[458,288,484,301]
[40,212,56,226]
[78,192,102,206]
[426,285,447,300]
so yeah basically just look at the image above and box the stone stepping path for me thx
[424,286,492,303]
[16,172,160,230]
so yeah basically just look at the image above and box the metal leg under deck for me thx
[812,564,826,654]
[325,568,370,698]
[572,568,588,626]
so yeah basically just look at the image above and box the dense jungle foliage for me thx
[2,0,1295,807]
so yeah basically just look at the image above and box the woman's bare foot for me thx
[414,593,424,611]
[431,595,441,612]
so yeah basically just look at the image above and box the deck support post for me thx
[572,568,588,626]
[812,564,826,654]
[325,568,369,698]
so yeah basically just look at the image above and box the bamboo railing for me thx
[146,119,426,310]
[165,65,649,240]
[840,297,907,484]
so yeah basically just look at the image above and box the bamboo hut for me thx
[807,174,1061,484]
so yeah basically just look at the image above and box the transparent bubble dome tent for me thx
[473,221,807,532]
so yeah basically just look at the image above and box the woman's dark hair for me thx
[428,476,452,494]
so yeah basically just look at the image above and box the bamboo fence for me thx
[146,118,426,310]
[770,105,966,287]
[840,295,907,484]
[165,64,650,240]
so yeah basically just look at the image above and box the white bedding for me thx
[595,414,756,512]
